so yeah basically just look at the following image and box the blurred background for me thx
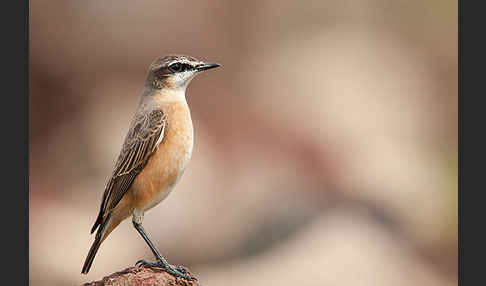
[29,0,457,285]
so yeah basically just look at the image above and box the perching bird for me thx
[81,55,220,280]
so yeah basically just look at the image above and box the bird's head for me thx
[145,55,220,90]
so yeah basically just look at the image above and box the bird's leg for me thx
[132,220,196,280]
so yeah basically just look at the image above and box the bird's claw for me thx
[135,259,148,267]
[175,265,188,274]
[135,259,196,280]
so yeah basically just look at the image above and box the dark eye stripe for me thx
[182,63,193,71]
[168,62,194,73]
[169,63,182,72]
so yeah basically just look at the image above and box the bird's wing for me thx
[91,109,166,233]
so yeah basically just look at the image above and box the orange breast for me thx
[129,100,194,211]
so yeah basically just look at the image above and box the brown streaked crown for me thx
[148,55,200,71]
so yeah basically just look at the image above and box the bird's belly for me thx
[131,130,193,212]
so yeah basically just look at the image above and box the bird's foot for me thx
[135,259,196,280]
[174,265,189,274]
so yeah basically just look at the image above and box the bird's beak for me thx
[195,62,221,71]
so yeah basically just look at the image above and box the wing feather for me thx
[90,109,166,233]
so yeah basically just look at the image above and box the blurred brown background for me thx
[29,0,457,285]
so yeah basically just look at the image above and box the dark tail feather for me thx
[90,211,103,234]
[91,194,108,234]
[81,234,102,274]
[82,213,111,274]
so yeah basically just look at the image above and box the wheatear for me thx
[81,55,220,280]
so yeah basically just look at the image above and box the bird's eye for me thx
[169,63,183,73]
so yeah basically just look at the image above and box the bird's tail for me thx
[81,213,112,274]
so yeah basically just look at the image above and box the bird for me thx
[81,55,220,280]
